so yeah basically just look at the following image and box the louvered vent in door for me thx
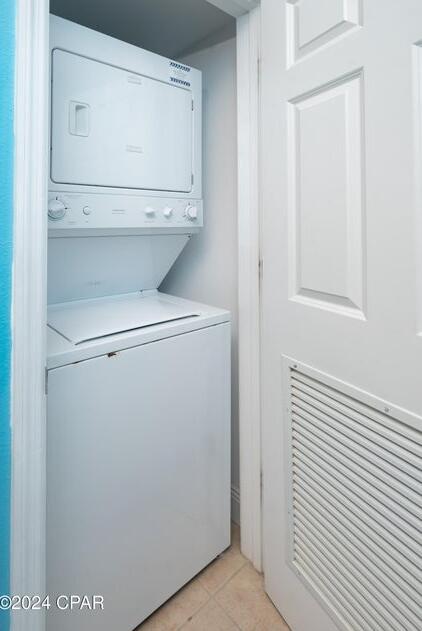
[285,360,422,631]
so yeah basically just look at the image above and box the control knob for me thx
[163,207,174,218]
[144,206,156,217]
[185,205,198,221]
[48,198,67,221]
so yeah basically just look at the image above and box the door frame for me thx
[10,3,262,630]
[11,1,49,631]
[236,7,262,570]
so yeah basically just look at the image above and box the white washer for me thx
[46,291,231,631]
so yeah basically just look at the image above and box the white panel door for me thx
[51,50,193,192]
[261,2,422,630]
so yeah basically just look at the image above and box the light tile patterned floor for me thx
[136,524,290,631]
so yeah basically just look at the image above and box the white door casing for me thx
[237,6,262,570]
[11,2,49,631]
[261,1,422,630]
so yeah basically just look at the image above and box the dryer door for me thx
[50,49,193,192]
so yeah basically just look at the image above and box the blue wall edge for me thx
[0,0,15,628]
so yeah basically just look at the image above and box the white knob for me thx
[48,198,67,220]
[163,206,174,218]
[185,205,198,221]
[144,206,155,216]
[83,206,92,216]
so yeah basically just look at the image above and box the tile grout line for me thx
[210,560,259,631]
[209,594,243,630]
[195,538,246,594]
[215,562,291,631]
[141,527,249,631]
[154,539,289,631]
[176,594,212,631]
[207,556,250,599]
[178,547,250,630]
[178,594,243,631]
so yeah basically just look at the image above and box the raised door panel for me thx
[288,72,365,318]
[287,0,362,65]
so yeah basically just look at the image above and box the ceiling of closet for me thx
[50,0,236,58]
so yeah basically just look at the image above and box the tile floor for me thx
[137,524,290,631]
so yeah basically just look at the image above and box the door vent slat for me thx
[293,466,422,583]
[292,426,422,534]
[295,530,414,631]
[291,383,422,468]
[294,508,422,624]
[291,404,422,503]
[293,485,422,599]
[287,363,422,631]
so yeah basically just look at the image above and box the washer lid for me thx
[47,292,200,345]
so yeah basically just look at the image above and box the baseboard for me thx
[231,485,240,525]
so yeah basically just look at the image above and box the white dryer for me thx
[46,291,231,631]
[48,15,202,234]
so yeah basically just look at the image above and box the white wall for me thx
[161,37,239,519]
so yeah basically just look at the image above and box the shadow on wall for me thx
[160,37,239,506]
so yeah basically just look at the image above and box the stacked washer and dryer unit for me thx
[46,16,231,631]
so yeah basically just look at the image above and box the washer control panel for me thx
[47,194,203,231]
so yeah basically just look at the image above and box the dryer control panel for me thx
[48,194,203,231]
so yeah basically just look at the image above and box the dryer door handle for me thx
[69,101,90,137]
